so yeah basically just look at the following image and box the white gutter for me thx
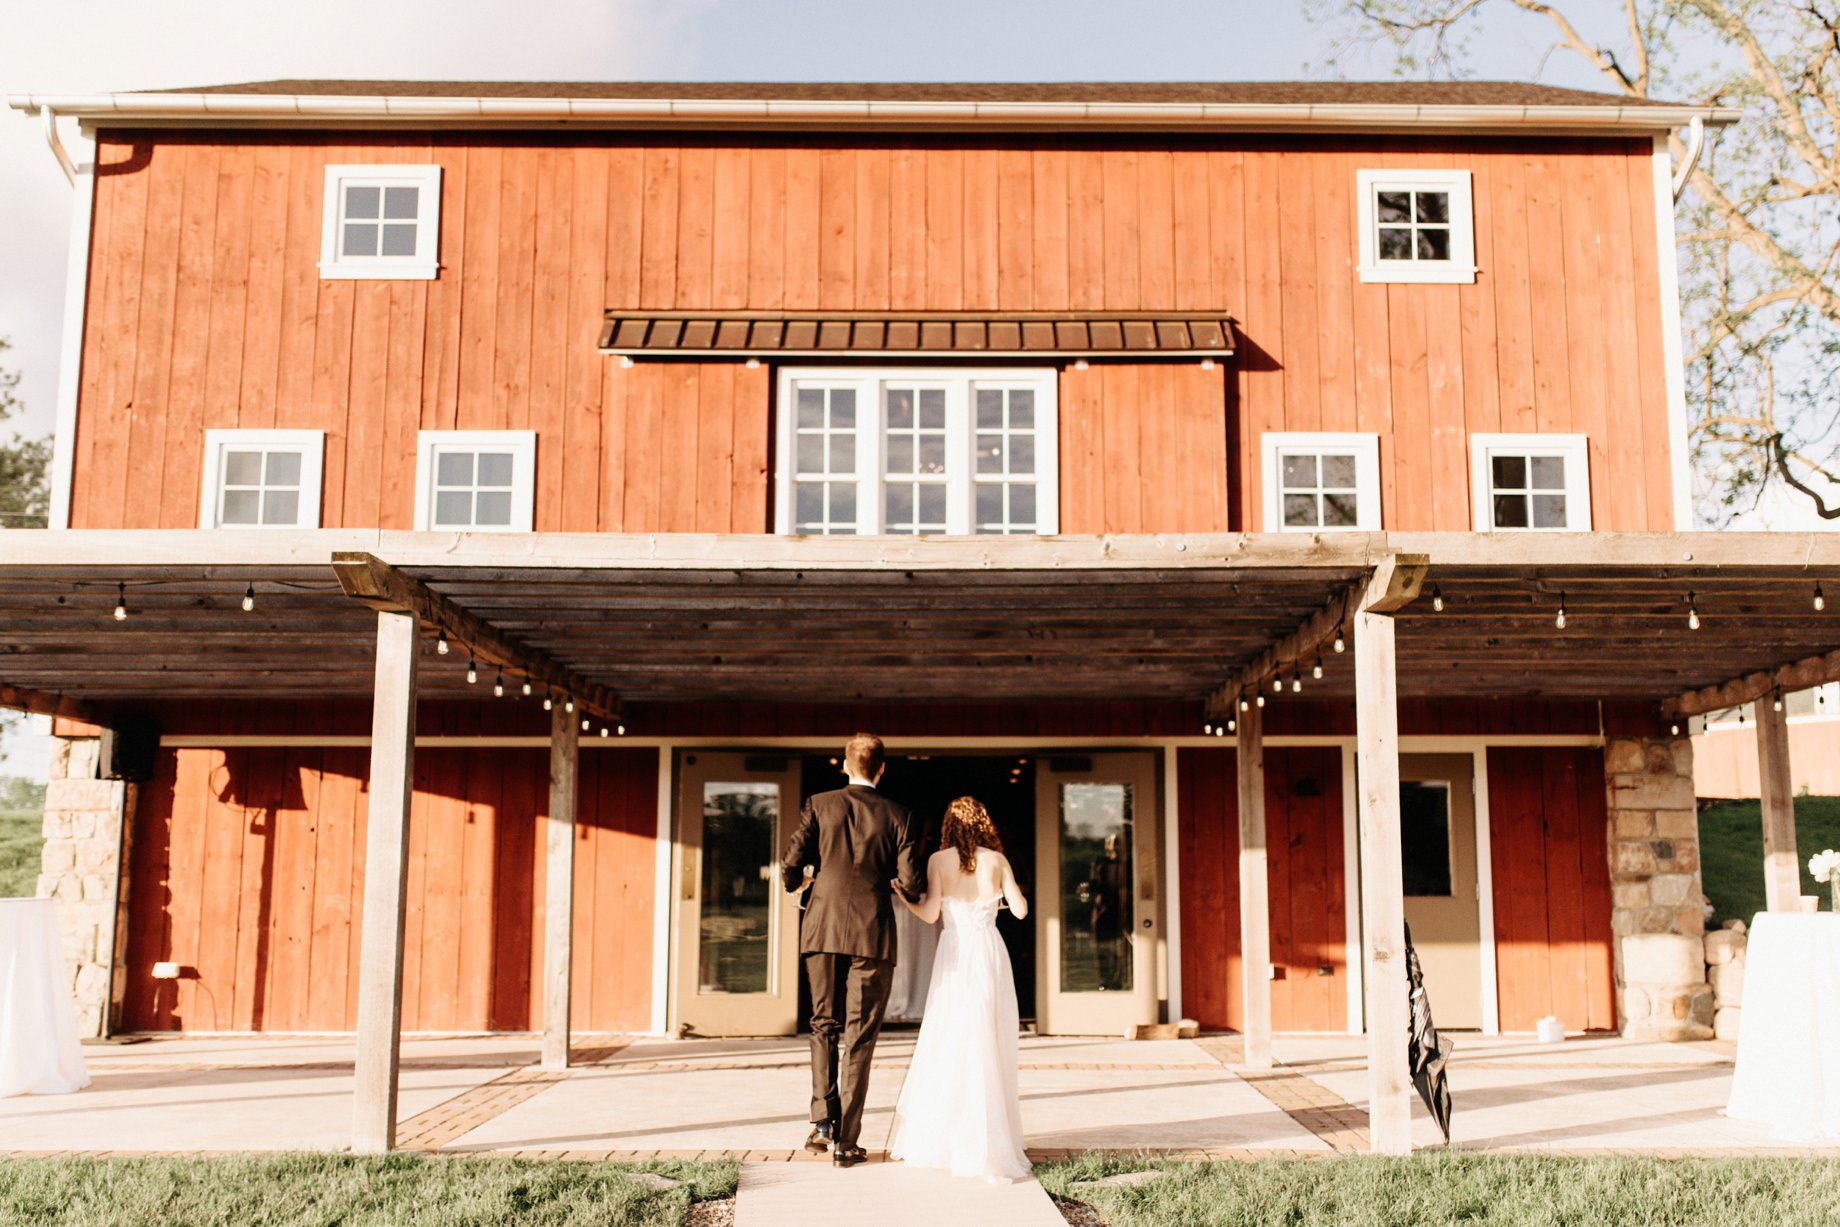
[7,92,1745,133]
[1671,115,1706,200]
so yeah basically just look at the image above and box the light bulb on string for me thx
[1312,653,1324,681]
[1817,583,1827,612]
[1686,591,1700,631]
[1431,585,1444,613]
[1204,721,1214,736]
[1773,688,1784,713]
[521,673,533,698]
[599,726,610,738]
[1333,624,1346,653]
[564,695,575,713]
[581,717,591,732]
[493,669,505,698]
[1272,674,1284,695]
[616,723,626,736]
[1238,695,1249,713]
[242,584,255,612]
[112,582,127,621]
[1291,669,1302,694]
[542,692,554,712]
[436,627,450,656]
[466,658,478,685]
[1555,591,1567,631]
[1226,716,1237,733]
[1670,723,1680,736]
[1255,693,1265,708]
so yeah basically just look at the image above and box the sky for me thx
[0,0,1798,775]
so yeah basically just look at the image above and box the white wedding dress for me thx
[887,893,1031,1183]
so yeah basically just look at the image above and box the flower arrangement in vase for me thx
[1808,849,1840,912]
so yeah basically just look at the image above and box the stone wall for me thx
[36,736,135,1038]
[1604,734,1714,1040]
[1706,922,1747,1041]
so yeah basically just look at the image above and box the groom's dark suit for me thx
[782,782,925,1151]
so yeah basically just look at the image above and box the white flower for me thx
[1808,849,1840,884]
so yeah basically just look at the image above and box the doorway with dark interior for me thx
[796,752,1038,1030]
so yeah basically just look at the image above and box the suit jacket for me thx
[781,784,924,962]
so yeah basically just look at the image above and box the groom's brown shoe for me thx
[832,1144,868,1168]
[804,1120,833,1152]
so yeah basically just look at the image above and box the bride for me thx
[887,796,1032,1183]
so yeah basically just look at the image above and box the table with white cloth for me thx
[0,898,90,1096]
[1725,911,1840,1141]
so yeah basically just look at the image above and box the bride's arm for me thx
[999,853,1029,920]
[894,854,943,925]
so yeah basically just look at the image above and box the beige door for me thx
[1399,753,1482,1029]
[1036,752,1160,1036]
[672,752,803,1037]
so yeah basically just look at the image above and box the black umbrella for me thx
[1403,922,1454,1143]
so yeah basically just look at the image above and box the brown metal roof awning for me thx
[598,311,1235,360]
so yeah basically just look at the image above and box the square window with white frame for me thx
[1356,169,1476,285]
[199,430,324,529]
[1261,433,1381,532]
[320,165,442,280]
[775,368,1058,536]
[1470,434,1591,531]
[415,431,537,531]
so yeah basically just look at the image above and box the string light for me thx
[1431,585,1444,612]
[1291,668,1302,693]
[1817,583,1826,612]
[1226,715,1237,733]
[564,695,575,713]
[581,717,591,731]
[1204,721,1214,736]
[1255,693,1265,708]
[1272,674,1284,695]
[1312,653,1324,681]
[466,658,478,685]
[1738,706,1746,727]
[599,726,610,738]
[1555,591,1567,631]
[493,669,505,698]
[542,692,554,712]
[617,722,627,736]
[521,672,533,698]
[1238,694,1250,713]
[1670,723,1680,736]
[1333,623,1346,653]
[242,584,255,613]
[436,627,450,656]
[1773,687,1784,713]
[112,582,127,621]
[1686,591,1700,631]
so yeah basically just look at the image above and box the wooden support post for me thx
[1755,697,1801,913]
[1355,563,1415,1157]
[542,702,580,1070]
[1235,700,1273,1070]
[352,609,418,1154]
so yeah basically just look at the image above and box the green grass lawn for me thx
[1039,1153,1840,1227]
[1698,796,1840,926]
[0,1154,739,1227]
[0,806,43,898]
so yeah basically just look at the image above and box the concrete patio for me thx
[0,1031,1825,1159]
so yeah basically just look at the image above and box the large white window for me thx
[774,368,1059,535]
[1261,433,1381,532]
[1470,433,1591,531]
[198,430,323,529]
[1356,169,1476,285]
[414,431,536,531]
[320,165,442,280]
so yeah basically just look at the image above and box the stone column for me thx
[1604,734,1713,1040]
[36,735,136,1038]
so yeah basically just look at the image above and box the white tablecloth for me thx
[1725,912,1840,1140]
[0,898,89,1096]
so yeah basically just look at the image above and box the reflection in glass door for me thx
[1037,753,1159,1035]
[673,753,802,1036]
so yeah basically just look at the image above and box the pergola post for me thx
[352,609,419,1154]
[1754,697,1801,912]
[542,702,580,1070]
[1355,560,1421,1156]
[1235,700,1273,1070]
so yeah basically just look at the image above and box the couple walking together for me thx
[780,732,1031,1184]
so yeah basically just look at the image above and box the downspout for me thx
[30,104,96,529]
[41,104,76,185]
[1671,116,1705,201]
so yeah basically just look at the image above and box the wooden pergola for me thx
[2,529,1837,1155]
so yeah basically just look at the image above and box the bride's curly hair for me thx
[941,796,1004,872]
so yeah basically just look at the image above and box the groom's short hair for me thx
[843,732,885,779]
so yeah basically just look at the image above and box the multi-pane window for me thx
[792,385,862,534]
[1470,434,1591,531]
[414,431,536,532]
[974,387,1040,534]
[775,368,1059,536]
[198,430,323,529]
[1356,170,1475,285]
[1261,433,1380,532]
[320,165,441,280]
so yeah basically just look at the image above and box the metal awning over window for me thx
[597,310,1235,359]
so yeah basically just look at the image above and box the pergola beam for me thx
[1662,648,1840,720]
[333,552,621,721]
[0,682,101,724]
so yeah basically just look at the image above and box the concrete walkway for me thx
[735,1161,1064,1227]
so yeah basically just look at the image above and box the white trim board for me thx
[1162,746,1183,1023]
[1652,135,1695,529]
[650,746,674,1037]
[48,122,97,531]
[1341,743,1364,1035]
[1473,747,1501,1035]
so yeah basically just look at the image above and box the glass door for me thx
[672,752,803,1037]
[1035,752,1160,1035]
[1399,753,1482,1029]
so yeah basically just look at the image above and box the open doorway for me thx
[796,753,1039,1028]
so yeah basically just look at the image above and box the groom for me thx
[781,732,925,1168]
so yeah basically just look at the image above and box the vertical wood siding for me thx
[123,746,656,1033]
[1176,745,1347,1033]
[76,132,1673,533]
[1486,746,1618,1032]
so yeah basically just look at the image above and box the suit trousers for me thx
[804,951,894,1149]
